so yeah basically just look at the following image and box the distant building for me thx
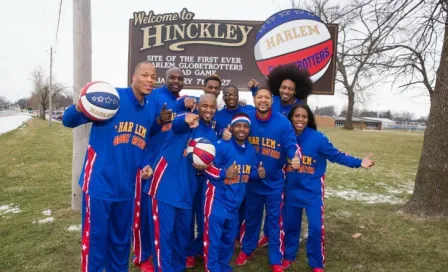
[361,117,397,128]
[315,115,335,128]
[316,116,382,130]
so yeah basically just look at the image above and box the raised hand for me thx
[226,161,238,179]
[158,103,172,124]
[184,97,197,112]
[222,124,232,141]
[291,149,301,170]
[141,165,153,179]
[257,161,266,179]
[247,79,259,90]
[185,113,199,128]
[361,154,376,168]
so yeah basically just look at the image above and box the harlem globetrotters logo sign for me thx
[128,8,337,94]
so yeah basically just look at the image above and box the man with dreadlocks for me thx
[248,63,313,248]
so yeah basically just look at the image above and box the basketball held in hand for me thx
[186,137,216,167]
[78,81,120,121]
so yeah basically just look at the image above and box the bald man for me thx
[63,61,158,272]
[142,94,218,271]
[132,67,185,271]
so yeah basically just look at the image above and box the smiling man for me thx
[235,87,301,272]
[132,67,185,271]
[143,94,218,272]
[202,113,263,272]
[62,61,158,272]
[248,63,313,249]
[214,85,255,138]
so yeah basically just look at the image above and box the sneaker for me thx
[234,251,252,266]
[282,260,293,270]
[257,236,269,247]
[272,264,284,272]
[139,259,155,272]
[312,268,324,272]
[186,256,196,268]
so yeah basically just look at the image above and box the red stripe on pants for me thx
[279,192,285,257]
[148,157,168,197]
[321,175,326,265]
[132,170,142,264]
[81,146,97,193]
[203,181,216,272]
[81,194,91,272]
[152,198,162,272]
[239,220,246,245]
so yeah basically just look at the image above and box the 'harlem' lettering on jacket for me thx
[114,121,147,149]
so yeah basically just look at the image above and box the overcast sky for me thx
[0,0,431,118]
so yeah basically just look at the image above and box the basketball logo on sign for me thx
[254,9,334,83]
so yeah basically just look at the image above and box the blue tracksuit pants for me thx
[187,174,206,257]
[81,192,133,272]
[149,197,192,272]
[132,172,152,265]
[283,201,325,268]
[240,189,285,265]
[203,181,239,272]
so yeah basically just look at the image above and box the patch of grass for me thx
[1,119,448,272]
[0,118,79,272]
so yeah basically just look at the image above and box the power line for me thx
[55,0,63,48]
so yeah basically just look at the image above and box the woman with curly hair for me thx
[249,63,313,117]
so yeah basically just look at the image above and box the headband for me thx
[231,116,251,126]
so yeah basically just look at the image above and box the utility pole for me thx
[72,0,92,211]
[48,46,53,126]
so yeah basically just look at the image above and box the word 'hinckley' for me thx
[133,9,253,52]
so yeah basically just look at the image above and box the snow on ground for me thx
[33,217,55,224]
[325,189,405,204]
[0,204,21,215]
[42,209,52,216]
[325,183,414,204]
[67,225,82,232]
[0,113,32,135]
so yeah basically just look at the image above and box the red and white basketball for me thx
[186,137,216,167]
[254,9,334,83]
[78,81,120,121]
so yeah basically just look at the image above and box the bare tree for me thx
[30,67,65,120]
[0,96,11,110]
[300,0,425,129]
[315,105,337,116]
[300,0,448,216]
[369,0,448,217]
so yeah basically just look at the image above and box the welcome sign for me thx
[128,8,338,95]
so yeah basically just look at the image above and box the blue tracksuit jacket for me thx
[285,126,362,206]
[62,87,156,201]
[205,138,260,218]
[246,110,299,194]
[143,114,217,209]
[283,126,363,268]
